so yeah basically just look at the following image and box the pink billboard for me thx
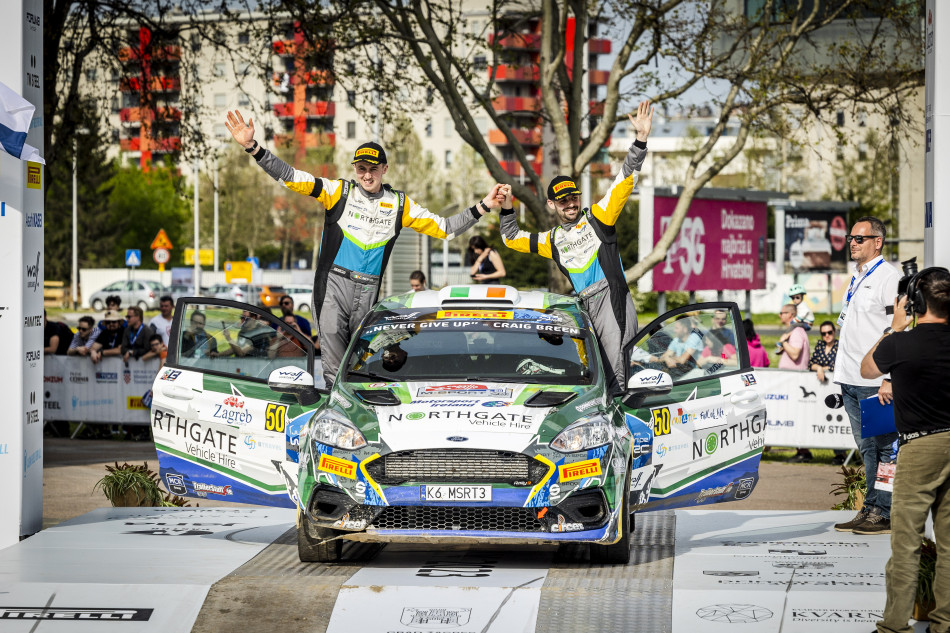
[652,195,767,292]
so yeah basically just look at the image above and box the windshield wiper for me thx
[346,370,389,382]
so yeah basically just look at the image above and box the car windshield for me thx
[343,308,594,384]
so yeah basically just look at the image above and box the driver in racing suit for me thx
[225,110,504,386]
[499,100,654,394]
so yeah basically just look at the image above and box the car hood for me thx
[352,381,584,453]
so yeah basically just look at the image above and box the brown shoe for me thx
[834,508,869,532]
[852,512,890,535]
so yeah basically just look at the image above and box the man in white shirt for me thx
[148,296,175,346]
[833,216,900,535]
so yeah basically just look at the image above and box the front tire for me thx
[297,511,343,563]
[91,299,104,311]
[137,301,149,311]
[590,471,632,565]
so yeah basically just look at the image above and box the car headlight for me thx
[310,412,367,450]
[550,416,611,453]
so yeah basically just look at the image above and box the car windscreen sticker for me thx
[437,309,513,319]
[363,321,581,336]
[416,384,513,398]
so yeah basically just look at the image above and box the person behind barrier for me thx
[269,315,307,359]
[833,216,900,535]
[711,309,735,346]
[225,109,503,387]
[777,304,810,370]
[409,270,427,292]
[809,320,846,465]
[788,283,815,331]
[744,318,770,368]
[180,310,219,359]
[466,236,506,283]
[278,294,312,338]
[697,328,738,371]
[141,333,167,368]
[90,311,125,364]
[97,295,127,330]
[860,267,950,633]
[67,316,100,357]
[122,306,156,363]
[221,310,274,358]
[149,296,175,346]
[43,311,72,355]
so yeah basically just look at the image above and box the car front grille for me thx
[365,449,545,485]
[370,506,546,532]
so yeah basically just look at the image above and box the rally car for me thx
[150,285,765,564]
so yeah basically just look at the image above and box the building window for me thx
[473,55,487,71]
[214,93,227,108]
[445,150,453,167]
[425,120,432,137]
[238,93,250,106]
[85,69,97,81]
[346,121,356,139]
[473,117,488,135]
[238,33,250,45]
[615,122,626,137]
[858,142,868,161]
[238,62,250,77]
[836,110,845,127]
[347,90,356,107]
[214,63,227,77]
[214,124,228,139]
[444,118,453,137]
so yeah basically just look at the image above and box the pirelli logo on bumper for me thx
[558,458,602,482]
[318,454,357,479]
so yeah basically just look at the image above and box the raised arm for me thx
[590,100,653,226]
[498,185,553,259]
[402,184,504,240]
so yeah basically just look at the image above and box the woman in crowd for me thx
[744,318,770,367]
[808,320,846,465]
[466,235,506,283]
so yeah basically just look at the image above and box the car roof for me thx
[375,284,582,314]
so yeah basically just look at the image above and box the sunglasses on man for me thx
[845,234,880,244]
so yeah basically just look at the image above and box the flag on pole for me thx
[0,81,44,164]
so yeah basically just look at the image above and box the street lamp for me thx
[439,203,459,287]
[193,156,200,296]
[71,127,89,310]
[212,143,228,273]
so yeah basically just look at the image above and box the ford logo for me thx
[446,436,468,442]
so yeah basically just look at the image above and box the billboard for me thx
[783,210,849,273]
[651,195,767,292]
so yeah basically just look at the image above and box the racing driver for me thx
[225,110,504,386]
[499,99,654,393]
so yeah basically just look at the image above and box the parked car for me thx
[164,284,207,303]
[88,280,165,311]
[282,284,313,315]
[208,283,261,305]
[151,285,765,564]
[259,285,287,308]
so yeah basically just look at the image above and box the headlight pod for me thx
[550,416,611,453]
[309,412,367,450]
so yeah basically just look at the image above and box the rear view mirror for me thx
[267,366,327,406]
[621,369,673,408]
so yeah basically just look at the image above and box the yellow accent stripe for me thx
[591,175,634,226]
[564,252,599,274]
[284,180,315,196]
[524,454,556,506]
[340,229,390,250]
[403,214,447,239]
[359,453,387,504]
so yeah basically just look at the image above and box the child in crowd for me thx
[787,284,814,331]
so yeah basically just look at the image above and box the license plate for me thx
[421,485,492,502]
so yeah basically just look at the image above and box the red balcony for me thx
[119,106,181,123]
[588,70,610,86]
[588,38,611,55]
[499,160,542,177]
[488,33,541,50]
[491,65,540,82]
[273,132,337,148]
[272,40,299,56]
[117,44,180,62]
[273,101,335,118]
[488,127,542,146]
[119,138,139,151]
[119,76,180,92]
[119,136,181,152]
[491,96,540,113]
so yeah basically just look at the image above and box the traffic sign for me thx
[151,229,173,250]
[184,248,214,266]
[153,248,170,264]
[125,249,142,267]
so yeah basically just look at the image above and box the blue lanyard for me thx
[846,258,884,303]
[129,324,144,346]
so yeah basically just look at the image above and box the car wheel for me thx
[297,511,343,563]
[298,303,310,316]
[590,468,632,565]
[137,301,149,311]
[91,299,104,311]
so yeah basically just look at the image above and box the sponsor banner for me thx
[755,369,853,450]
[43,355,161,425]
[652,196,767,292]
[326,549,549,633]
[783,209,850,274]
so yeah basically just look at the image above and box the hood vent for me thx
[354,389,400,406]
[524,390,577,408]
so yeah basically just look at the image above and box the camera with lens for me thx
[896,257,920,317]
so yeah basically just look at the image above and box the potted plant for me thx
[94,461,165,507]
[914,537,937,621]
[830,463,866,510]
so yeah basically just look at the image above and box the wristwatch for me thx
[882,327,894,335]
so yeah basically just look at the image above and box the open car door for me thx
[150,298,327,508]
[618,302,766,511]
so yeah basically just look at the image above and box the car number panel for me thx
[421,484,492,502]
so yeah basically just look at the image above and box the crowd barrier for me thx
[756,367,856,450]
[44,356,857,449]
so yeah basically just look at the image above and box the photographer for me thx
[833,216,901,535]
[860,267,950,633]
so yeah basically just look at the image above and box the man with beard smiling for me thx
[225,110,503,386]
[499,100,654,393]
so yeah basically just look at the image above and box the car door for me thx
[618,302,765,511]
[150,298,328,508]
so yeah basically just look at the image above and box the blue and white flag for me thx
[0,81,44,164]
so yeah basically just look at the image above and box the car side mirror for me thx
[267,366,328,406]
[621,369,673,408]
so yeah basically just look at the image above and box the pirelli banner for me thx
[756,368,854,450]
[43,356,159,425]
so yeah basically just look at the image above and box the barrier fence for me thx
[43,357,858,450]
